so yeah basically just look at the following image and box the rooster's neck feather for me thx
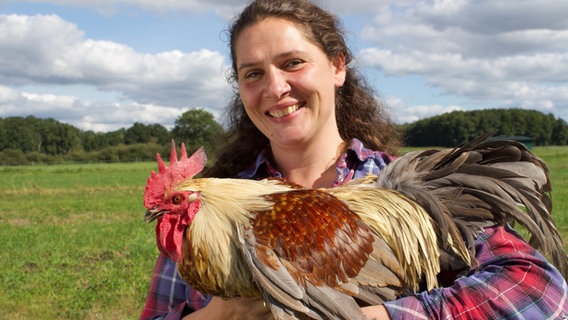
[177,178,296,297]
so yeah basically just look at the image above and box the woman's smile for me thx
[267,103,304,118]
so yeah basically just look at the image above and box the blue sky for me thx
[1,0,567,132]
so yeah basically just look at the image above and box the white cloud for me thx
[2,0,568,132]
[3,0,400,16]
[319,0,393,14]
[0,14,231,106]
[358,0,568,122]
[385,95,463,124]
[74,102,184,132]
[1,0,248,17]
[0,13,233,131]
[0,85,186,131]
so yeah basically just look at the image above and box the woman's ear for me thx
[332,53,347,87]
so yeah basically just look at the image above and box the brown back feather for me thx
[244,188,405,319]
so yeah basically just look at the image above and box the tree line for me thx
[402,108,568,147]
[0,109,223,165]
[1,108,567,165]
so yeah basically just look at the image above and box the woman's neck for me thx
[270,135,345,189]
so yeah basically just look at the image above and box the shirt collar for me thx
[237,148,281,180]
[237,138,392,184]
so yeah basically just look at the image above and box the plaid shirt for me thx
[139,138,568,319]
[384,225,568,319]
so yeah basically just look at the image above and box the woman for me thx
[140,1,568,319]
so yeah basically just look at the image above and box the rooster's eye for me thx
[172,194,184,205]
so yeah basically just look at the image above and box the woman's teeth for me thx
[269,104,299,118]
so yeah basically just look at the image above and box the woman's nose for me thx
[264,68,291,99]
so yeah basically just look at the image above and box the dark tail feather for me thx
[378,133,568,280]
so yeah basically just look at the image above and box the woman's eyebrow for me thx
[237,61,257,72]
[237,50,305,72]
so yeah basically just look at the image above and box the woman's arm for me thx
[382,225,568,319]
[140,253,209,320]
[362,305,392,320]
[141,254,272,320]
[182,297,273,320]
[143,226,568,320]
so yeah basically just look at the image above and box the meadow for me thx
[0,162,157,319]
[0,146,567,319]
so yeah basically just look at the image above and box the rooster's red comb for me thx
[144,140,207,208]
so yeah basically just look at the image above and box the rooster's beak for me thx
[145,206,166,223]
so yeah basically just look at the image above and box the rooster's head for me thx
[144,140,207,262]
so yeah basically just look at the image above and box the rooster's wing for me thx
[239,188,413,320]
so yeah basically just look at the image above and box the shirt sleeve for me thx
[383,225,568,319]
[139,253,211,320]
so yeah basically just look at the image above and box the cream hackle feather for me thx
[325,179,452,292]
[176,178,297,297]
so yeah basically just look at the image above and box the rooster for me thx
[144,136,567,320]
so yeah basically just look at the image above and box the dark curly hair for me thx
[205,0,401,177]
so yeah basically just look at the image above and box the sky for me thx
[1,0,567,132]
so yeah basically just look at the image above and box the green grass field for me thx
[0,162,158,319]
[0,147,567,319]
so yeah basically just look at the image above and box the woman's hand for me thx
[182,296,274,320]
[182,296,391,320]
[361,305,392,320]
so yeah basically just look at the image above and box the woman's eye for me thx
[244,70,262,80]
[172,194,184,204]
[284,59,303,70]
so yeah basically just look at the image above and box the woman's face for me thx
[235,18,346,149]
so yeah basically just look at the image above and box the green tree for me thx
[82,130,100,152]
[552,118,568,145]
[149,124,170,145]
[172,109,224,154]
[402,108,568,147]
[125,122,170,145]
[0,118,7,150]
[36,118,82,155]
[2,116,39,152]
[125,122,153,144]
[102,128,126,147]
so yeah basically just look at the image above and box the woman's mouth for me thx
[267,104,301,118]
